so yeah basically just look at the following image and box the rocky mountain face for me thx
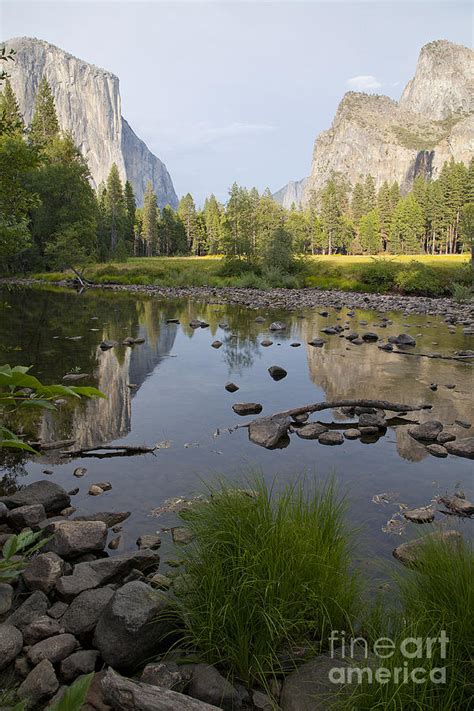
[3,37,178,208]
[272,178,307,209]
[274,40,473,207]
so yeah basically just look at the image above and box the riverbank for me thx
[2,277,474,323]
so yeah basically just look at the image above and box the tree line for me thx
[1,74,473,275]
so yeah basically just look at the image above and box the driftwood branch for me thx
[392,350,473,363]
[59,444,156,458]
[31,439,76,451]
[271,399,432,419]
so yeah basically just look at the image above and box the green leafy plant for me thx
[0,530,48,582]
[48,672,94,711]
[451,281,472,303]
[0,364,104,452]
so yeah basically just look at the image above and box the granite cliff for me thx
[3,37,178,208]
[274,40,473,207]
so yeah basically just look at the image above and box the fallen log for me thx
[393,350,473,363]
[269,399,432,420]
[30,439,76,451]
[59,444,156,458]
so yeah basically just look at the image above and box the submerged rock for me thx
[296,423,328,440]
[403,506,435,524]
[438,494,474,517]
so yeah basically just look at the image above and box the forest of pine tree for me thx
[1,75,473,275]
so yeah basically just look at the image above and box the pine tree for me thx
[351,182,366,223]
[104,164,127,254]
[320,175,349,254]
[29,77,60,146]
[377,182,393,252]
[178,193,198,253]
[390,194,424,254]
[124,180,136,243]
[0,78,24,135]
[363,175,376,213]
[203,194,223,254]
[141,181,159,255]
[359,209,382,253]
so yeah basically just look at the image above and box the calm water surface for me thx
[1,285,472,581]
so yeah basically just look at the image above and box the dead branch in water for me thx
[270,399,432,419]
[392,350,473,363]
[59,444,156,458]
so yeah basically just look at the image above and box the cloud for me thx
[346,74,382,91]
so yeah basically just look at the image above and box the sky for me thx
[1,0,472,204]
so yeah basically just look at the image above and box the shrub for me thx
[394,261,444,296]
[356,259,398,292]
[234,272,267,289]
[217,256,261,277]
[451,282,472,303]
[171,477,360,687]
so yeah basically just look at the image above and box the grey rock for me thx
[393,530,462,567]
[403,506,435,524]
[0,501,8,521]
[232,402,263,416]
[438,494,474,516]
[172,527,194,545]
[358,411,386,429]
[280,651,356,710]
[15,655,31,679]
[261,340,273,347]
[0,582,13,614]
[23,615,64,645]
[225,382,239,393]
[136,533,161,550]
[268,365,287,380]
[62,586,115,638]
[0,480,70,514]
[269,322,286,331]
[7,590,50,630]
[0,624,23,671]
[47,602,69,620]
[308,338,326,347]
[344,428,361,439]
[7,504,46,531]
[389,333,417,346]
[187,664,241,710]
[93,581,171,670]
[43,520,107,559]
[426,443,448,458]
[362,332,378,342]
[408,420,444,442]
[318,431,344,445]
[60,649,100,683]
[23,552,66,593]
[27,633,78,665]
[99,340,118,350]
[141,662,188,691]
[101,668,221,710]
[445,437,474,459]
[18,658,59,705]
[211,340,222,349]
[248,415,291,448]
[437,432,456,444]
[296,423,329,440]
[56,549,160,599]
[455,419,471,429]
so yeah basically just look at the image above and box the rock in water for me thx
[403,506,435,524]
[4,37,177,208]
[268,365,287,381]
[426,443,448,458]
[0,480,70,514]
[393,531,462,567]
[248,416,291,448]
[408,421,443,442]
[225,382,239,393]
[445,437,474,459]
[232,403,263,416]
[318,431,344,445]
[269,322,286,331]
[296,423,329,440]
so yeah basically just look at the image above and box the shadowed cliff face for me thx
[277,40,473,204]
[3,36,178,208]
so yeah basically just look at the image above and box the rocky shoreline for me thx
[2,277,473,323]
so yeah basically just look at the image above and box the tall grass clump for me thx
[172,477,360,687]
[343,533,474,710]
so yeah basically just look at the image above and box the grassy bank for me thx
[32,254,472,299]
[167,478,473,709]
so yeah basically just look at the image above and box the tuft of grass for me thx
[342,532,474,710]
[170,476,360,687]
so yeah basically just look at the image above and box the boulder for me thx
[172,527,194,545]
[268,365,287,381]
[408,420,444,442]
[307,338,326,347]
[136,533,161,550]
[248,415,291,448]
[22,552,66,593]
[393,531,462,567]
[0,624,23,670]
[61,586,115,638]
[99,340,118,350]
[47,601,69,620]
[0,480,70,514]
[0,501,8,521]
[403,507,435,524]
[260,340,273,347]
[93,581,171,670]
[7,590,50,630]
[296,423,329,440]
[187,664,241,710]
[60,649,100,683]
[426,443,448,458]
[0,582,13,615]
[280,652,356,710]
[358,412,386,429]
[73,511,131,528]
[232,403,263,416]
[23,615,64,645]
[362,332,378,342]
[7,503,46,530]
[43,520,107,559]
[56,549,160,599]
[437,495,474,517]
[27,633,78,665]
[318,431,344,445]
[445,437,474,459]
[389,333,416,346]
[18,659,59,705]
[141,662,189,691]
[101,668,222,710]
[343,429,361,439]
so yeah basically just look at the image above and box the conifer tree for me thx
[104,164,127,254]
[178,193,198,253]
[29,77,60,146]
[390,194,424,254]
[363,175,376,214]
[0,78,24,134]
[351,182,366,223]
[124,180,136,247]
[203,194,223,254]
[359,209,382,253]
[142,181,159,255]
